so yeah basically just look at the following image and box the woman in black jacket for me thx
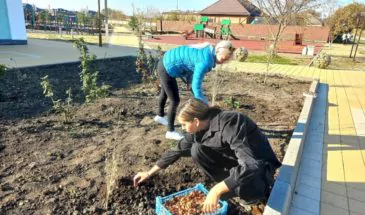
[134,99,281,213]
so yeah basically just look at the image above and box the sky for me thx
[22,0,365,16]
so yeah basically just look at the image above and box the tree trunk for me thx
[353,28,363,61]
[264,23,283,84]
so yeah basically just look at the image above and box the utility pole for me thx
[98,0,102,47]
[104,0,109,44]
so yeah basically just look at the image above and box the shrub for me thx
[0,64,8,99]
[0,64,7,79]
[313,52,331,69]
[136,43,163,82]
[40,75,74,123]
[224,96,240,109]
[73,38,111,103]
[234,47,249,62]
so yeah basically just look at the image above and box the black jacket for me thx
[156,111,281,190]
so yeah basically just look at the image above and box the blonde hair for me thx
[216,47,232,57]
[178,99,221,122]
[215,40,236,58]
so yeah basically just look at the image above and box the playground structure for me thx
[191,16,239,40]
[219,19,239,40]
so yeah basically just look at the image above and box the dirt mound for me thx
[0,59,310,214]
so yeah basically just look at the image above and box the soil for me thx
[0,57,311,215]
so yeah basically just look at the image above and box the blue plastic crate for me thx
[155,183,228,215]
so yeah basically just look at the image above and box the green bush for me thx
[0,64,7,79]
[224,96,240,109]
[136,44,163,82]
[40,75,74,123]
[73,38,111,103]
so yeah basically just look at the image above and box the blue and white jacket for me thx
[163,44,216,103]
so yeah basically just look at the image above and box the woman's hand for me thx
[133,165,161,187]
[133,172,150,187]
[202,181,229,213]
[202,189,220,214]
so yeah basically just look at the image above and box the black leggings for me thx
[157,59,180,132]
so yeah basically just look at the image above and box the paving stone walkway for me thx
[228,55,365,214]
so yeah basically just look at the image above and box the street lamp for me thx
[104,0,108,44]
[98,0,102,47]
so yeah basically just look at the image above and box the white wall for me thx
[6,0,26,40]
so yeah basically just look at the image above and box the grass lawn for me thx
[246,54,311,66]
[328,56,365,71]
[322,43,365,70]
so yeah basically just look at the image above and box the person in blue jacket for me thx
[154,41,236,140]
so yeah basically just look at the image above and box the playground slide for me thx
[230,34,239,40]
[204,28,216,39]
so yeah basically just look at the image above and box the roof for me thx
[306,16,322,26]
[200,0,261,16]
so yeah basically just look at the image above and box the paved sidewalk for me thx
[0,39,137,68]
[228,60,365,214]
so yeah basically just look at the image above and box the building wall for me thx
[161,14,252,24]
[7,0,26,40]
[157,20,330,43]
[158,20,195,33]
[0,0,11,39]
[0,0,27,45]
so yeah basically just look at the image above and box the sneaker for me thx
[154,115,168,126]
[165,131,184,140]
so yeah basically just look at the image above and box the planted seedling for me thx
[40,75,74,123]
[224,96,241,109]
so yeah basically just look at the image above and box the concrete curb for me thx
[264,79,319,215]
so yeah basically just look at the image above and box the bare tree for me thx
[321,0,339,49]
[251,0,322,83]
[145,6,161,32]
